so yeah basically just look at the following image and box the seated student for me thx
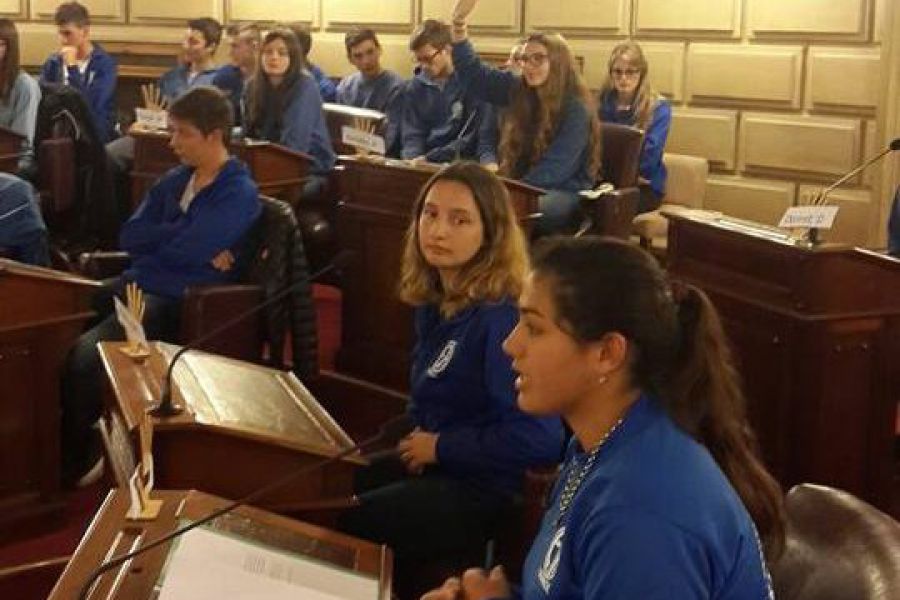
[0,173,49,266]
[336,28,406,156]
[286,23,337,103]
[158,18,227,105]
[598,41,671,214]
[60,87,260,486]
[339,162,563,599]
[402,19,493,165]
[422,236,786,600]
[214,22,261,124]
[889,186,900,258]
[449,4,602,236]
[0,19,40,174]
[243,28,335,199]
[39,2,117,144]
[477,43,523,173]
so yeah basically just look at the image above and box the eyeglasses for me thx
[516,52,549,67]
[413,47,443,65]
[611,67,641,79]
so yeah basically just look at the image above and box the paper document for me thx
[158,526,379,600]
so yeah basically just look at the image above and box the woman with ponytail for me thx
[423,235,784,600]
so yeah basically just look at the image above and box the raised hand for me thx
[451,0,480,23]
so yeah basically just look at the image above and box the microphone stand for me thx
[151,250,353,417]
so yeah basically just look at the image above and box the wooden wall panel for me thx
[130,0,220,22]
[323,0,414,29]
[740,113,861,176]
[0,0,24,17]
[422,0,520,32]
[807,48,880,110]
[705,175,794,225]
[33,0,123,20]
[526,0,627,33]
[687,44,802,106]
[798,185,872,245]
[749,0,869,38]
[636,0,740,35]
[668,108,738,168]
[227,0,315,24]
[641,42,684,101]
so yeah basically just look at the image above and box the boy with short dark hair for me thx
[39,2,118,142]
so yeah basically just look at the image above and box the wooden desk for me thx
[334,156,543,390]
[0,260,99,540]
[49,488,392,599]
[666,212,900,516]
[0,125,25,173]
[131,130,312,209]
[99,342,362,513]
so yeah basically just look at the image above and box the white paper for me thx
[158,526,379,600]
[778,205,839,229]
[135,107,168,130]
[114,296,147,346]
[341,125,386,155]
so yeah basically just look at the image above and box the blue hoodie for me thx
[308,63,337,103]
[158,64,221,103]
[409,299,564,497]
[244,72,336,175]
[599,92,672,197]
[336,69,406,156]
[511,394,774,600]
[120,158,260,299]
[40,43,117,143]
[451,39,594,192]
[401,67,489,163]
[889,187,900,257]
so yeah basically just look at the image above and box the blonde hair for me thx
[599,41,660,131]
[399,162,529,317]
[499,32,602,181]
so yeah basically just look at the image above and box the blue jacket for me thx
[514,394,773,600]
[401,67,488,163]
[0,172,48,265]
[244,73,336,174]
[599,93,672,197]
[309,63,337,103]
[452,39,593,192]
[40,43,117,143]
[158,64,221,104]
[120,158,260,299]
[409,300,564,497]
[212,64,245,125]
[336,69,406,156]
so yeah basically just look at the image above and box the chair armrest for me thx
[305,369,409,443]
[38,137,75,215]
[578,187,639,239]
[78,251,131,279]
[181,284,263,361]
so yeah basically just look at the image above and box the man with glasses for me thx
[336,28,406,156]
[401,19,492,164]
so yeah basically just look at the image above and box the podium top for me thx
[49,488,392,600]
[0,258,100,287]
[100,341,359,462]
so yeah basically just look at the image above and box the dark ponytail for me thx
[667,283,785,559]
[532,236,785,559]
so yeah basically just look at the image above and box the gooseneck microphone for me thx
[152,250,354,417]
[819,137,900,200]
[76,413,414,600]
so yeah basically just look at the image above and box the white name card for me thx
[135,107,168,130]
[778,205,839,230]
[341,126,386,155]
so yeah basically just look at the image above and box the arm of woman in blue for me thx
[435,310,564,478]
[451,39,516,106]
[279,75,324,154]
[639,99,671,191]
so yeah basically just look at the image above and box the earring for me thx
[596,375,608,385]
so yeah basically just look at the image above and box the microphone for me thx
[76,412,414,600]
[819,138,899,200]
[151,250,355,417]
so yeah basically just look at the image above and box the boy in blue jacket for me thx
[40,2,117,143]
[402,20,492,164]
[60,87,261,486]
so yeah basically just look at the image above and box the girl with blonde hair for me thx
[598,41,672,213]
[340,162,563,599]
[449,2,602,236]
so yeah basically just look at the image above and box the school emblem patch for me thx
[427,340,457,377]
[537,526,566,593]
